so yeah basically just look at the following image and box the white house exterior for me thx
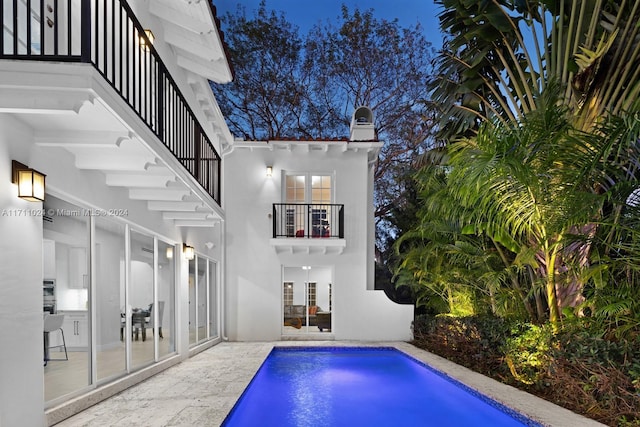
[224,108,413,342]
[0,1,412,425]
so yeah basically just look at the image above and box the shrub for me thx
[411,314,640,426]
[502,323,556,385]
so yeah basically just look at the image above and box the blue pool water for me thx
[222,347,541,427]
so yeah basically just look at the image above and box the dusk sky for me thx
[213,0,444,47]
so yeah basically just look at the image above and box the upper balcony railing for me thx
[0,0,221,204]
[272,203,344,239]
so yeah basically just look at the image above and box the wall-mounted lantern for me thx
[166,246,174,259]
[140,29,155,51]
[183,244,195,260]
[12,160,45,202]
[266,166,273,177]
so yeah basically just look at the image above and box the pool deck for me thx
[54,341,606,427]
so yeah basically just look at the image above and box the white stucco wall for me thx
[223,143,413,341]
[0,105,222,422]
[0,115,46,427]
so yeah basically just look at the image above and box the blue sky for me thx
[213,0,444,47]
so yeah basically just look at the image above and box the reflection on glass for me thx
[197,257,207,341]
[95,216,126,382]
[188,257,197,345]
[43,196,91,402]
[157,240,175,358]
[129,230,154,370]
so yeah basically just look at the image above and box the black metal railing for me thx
[272,203,344,239]
[1,0,221,204]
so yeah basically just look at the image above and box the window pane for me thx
[130,230,154,370]
[157,241,175,358]
[197,257,207,341]
[209,262,218,339]
[188,258,196,345]
[94,216,126,382]
[43,196,90,402]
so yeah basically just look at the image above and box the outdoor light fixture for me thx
[266,166,273,177]
[183,244,195,260]
[140,29,155,51]
[166,246,173,259]
[12,160,45,202]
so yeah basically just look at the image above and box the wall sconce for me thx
[183,244,195,260]
[12,160,45,202]
[266,166,273,177]
[166,246,174,259]
[140,29,155,51]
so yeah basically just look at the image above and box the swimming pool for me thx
[222,347,541,426]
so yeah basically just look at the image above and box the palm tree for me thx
[431,0,640,137]
[413,0,640,324]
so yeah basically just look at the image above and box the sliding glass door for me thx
[43,196,91,402]
[94,216,127,382]
[189,255,218,346]
[129,230,154,370]
[44,196,178,406]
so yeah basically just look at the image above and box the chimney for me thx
[349,106,375,141]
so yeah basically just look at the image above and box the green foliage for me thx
[502,323,556,385]
[412,315,640,425]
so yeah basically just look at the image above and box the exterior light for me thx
[183,244,195,260]
[12,160,45,202]
[140,29,154,51]
[266,166,273,177]
[166,246,173,259]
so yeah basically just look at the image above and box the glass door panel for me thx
[157,240,175,358]
[285,175,306,236]
[208,261,218,339]
[282,266,333,335]
[43,196,91,402]
[129,230,154,369]
[188,257,196,345]
[197,257,207,341]
[94,216,126,382]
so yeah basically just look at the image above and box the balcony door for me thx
[284,173,333,237]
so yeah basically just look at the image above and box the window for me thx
[307,282,317,307]
[283,282,293,307]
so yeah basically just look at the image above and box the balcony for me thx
[270,203,346,254]
[1,0,223,210]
